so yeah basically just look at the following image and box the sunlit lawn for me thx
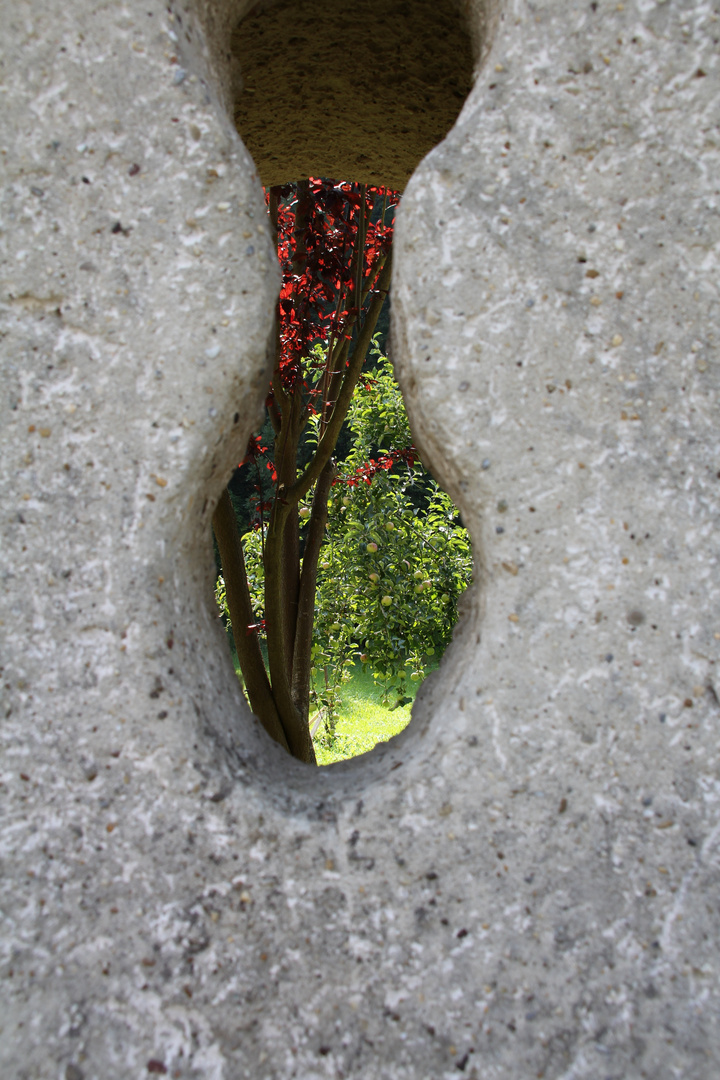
[312,663,417,765]
[232,652,419,765]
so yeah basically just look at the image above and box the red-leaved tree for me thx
[213,179,398,762]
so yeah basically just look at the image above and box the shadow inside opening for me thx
[231,0,475,192]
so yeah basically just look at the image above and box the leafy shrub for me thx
[218,346,472,747]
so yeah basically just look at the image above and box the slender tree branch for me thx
[268,185,280,248]
[262,501,316,763]
[355,185,367,326]
[323,245,386,424]
[271,314,289,413]
[324,335,352,428]
[291,179,311,277]
[212,489,289,752]
[268,392,282,435]
[291,458,335,723]
[223,181,398,766]
[271,393,303,675]
[286,252,393,507]
[262,387,317,763]
[360,248,386,304]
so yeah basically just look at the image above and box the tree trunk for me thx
[212,490,290,753]
[214,185,394,766]
[263,498,317,763]
[291,458,335,727]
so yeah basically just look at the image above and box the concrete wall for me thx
[1,0,719,1077]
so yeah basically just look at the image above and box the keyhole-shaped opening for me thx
[211,0,479,766]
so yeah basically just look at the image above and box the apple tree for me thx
[213,178,397,763]
[220,348,472,750]
[305,350,472,740]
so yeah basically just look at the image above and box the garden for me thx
[213,179,472,764]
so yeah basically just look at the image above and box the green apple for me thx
[369,572,379,582]
[413,570,424,581]
[385,522,394,532]
[381,595,392,607]
[441,593,450,603]
[414,583,424,594]
[298,507,311,520]
[366,542,378,553]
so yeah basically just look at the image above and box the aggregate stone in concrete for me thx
[1,0,719,1078]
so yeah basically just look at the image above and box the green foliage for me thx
[312,353,471,732]
[346,348,414,453]
[214,574,229,630]
[216,346,472,751]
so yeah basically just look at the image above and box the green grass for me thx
[312,664,416,765]
[231,650,418,765]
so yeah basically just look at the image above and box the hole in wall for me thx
[207,0,480,767]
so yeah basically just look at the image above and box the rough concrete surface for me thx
[1,0,719,1079]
